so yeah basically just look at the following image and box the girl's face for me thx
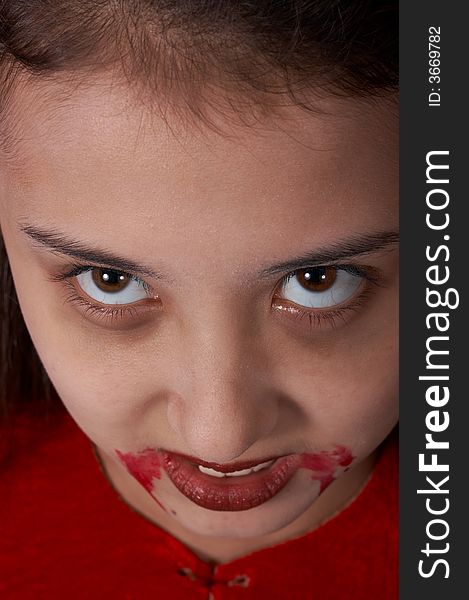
[0,79,398,543]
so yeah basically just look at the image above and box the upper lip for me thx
[163,450,286,473]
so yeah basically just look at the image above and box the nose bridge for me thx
[171,301,278,462]
[180,289,254,384]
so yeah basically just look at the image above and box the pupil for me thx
[92,269,129,293]
[299,267,336,291]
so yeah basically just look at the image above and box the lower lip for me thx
[162,452,300,512]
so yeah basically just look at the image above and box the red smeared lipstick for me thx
[115,448,162,492]
[300,445,353,492]
[115,445,354,512]
[115,448,166,512]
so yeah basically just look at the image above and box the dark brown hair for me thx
[0,0,398,425]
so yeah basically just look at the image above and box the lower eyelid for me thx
[271,286,373,331]
[60,280,159,325]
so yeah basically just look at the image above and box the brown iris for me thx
[91,269,131,293]
[296,266,337,292]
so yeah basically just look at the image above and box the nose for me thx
[167,311,279,464]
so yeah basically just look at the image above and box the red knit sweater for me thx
[0,410,398,599]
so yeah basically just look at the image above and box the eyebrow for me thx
[18,222,162,280]
[18,221,399,280]
[258,231,399,277]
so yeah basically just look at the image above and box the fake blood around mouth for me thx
[115,445,354,512]
[300,445,353,492]
[115,448,166,512]
[115,448,162,492]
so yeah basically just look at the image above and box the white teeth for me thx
[252,460,275,472]
[226,467,254,477]
[198,465,226,477]
[197,459,275,478]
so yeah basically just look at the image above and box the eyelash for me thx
[274,286,373,332]
[274,265,378,332]
[49,264,155,325]
[49,263,379,329]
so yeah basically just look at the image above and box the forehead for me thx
[2,78,397,267]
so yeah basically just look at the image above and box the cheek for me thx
[278,337,398,445]
[24,312,141,437]
[3,239,110,416]
[319,358,398,451]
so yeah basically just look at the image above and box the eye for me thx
[75,268,150,304]
[277,266,363,309]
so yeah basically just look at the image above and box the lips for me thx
[115,444,354,513]
[162,450,300,511]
